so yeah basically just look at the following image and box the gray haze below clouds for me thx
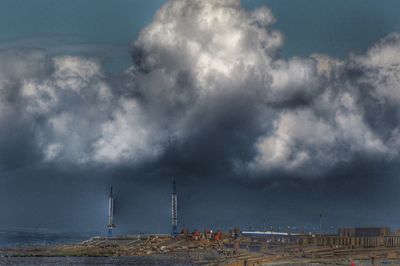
[1,0,400,233]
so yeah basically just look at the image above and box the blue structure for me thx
[171,180,178,237]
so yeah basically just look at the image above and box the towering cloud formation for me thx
[0,0,400,179]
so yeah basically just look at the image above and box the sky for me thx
[1,0,400,69]
[1,0,400,235]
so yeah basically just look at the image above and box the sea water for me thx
[0,231,193,265]
[0,231,90,247]
[0,256,192,266]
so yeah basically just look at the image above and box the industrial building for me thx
[338,227,390,237]
[298,227,400,248]
[102,185,400,250]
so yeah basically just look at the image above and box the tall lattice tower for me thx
[171,180,178,237]
[107,186,116,237]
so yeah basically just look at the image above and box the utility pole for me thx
[319,213,322,237]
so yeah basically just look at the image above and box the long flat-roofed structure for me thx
[339,227,390,237]
[298,227,400,248]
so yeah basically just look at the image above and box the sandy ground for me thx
[2,236,400,265]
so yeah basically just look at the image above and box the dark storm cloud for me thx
[126,0,400,178]
[1,0,400,232]
[0,0,399,179]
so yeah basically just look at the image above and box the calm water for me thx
[0,231,91,247]
[0,232,193,265]
[0,257,192,266]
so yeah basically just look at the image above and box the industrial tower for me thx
[171,180,178,237]
[107,186,116,237]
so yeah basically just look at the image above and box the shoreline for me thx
[3,235,400,265]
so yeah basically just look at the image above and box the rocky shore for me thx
[3,235,400,265]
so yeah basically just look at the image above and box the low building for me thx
[298,227,400,248]
[338,227,390,237]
